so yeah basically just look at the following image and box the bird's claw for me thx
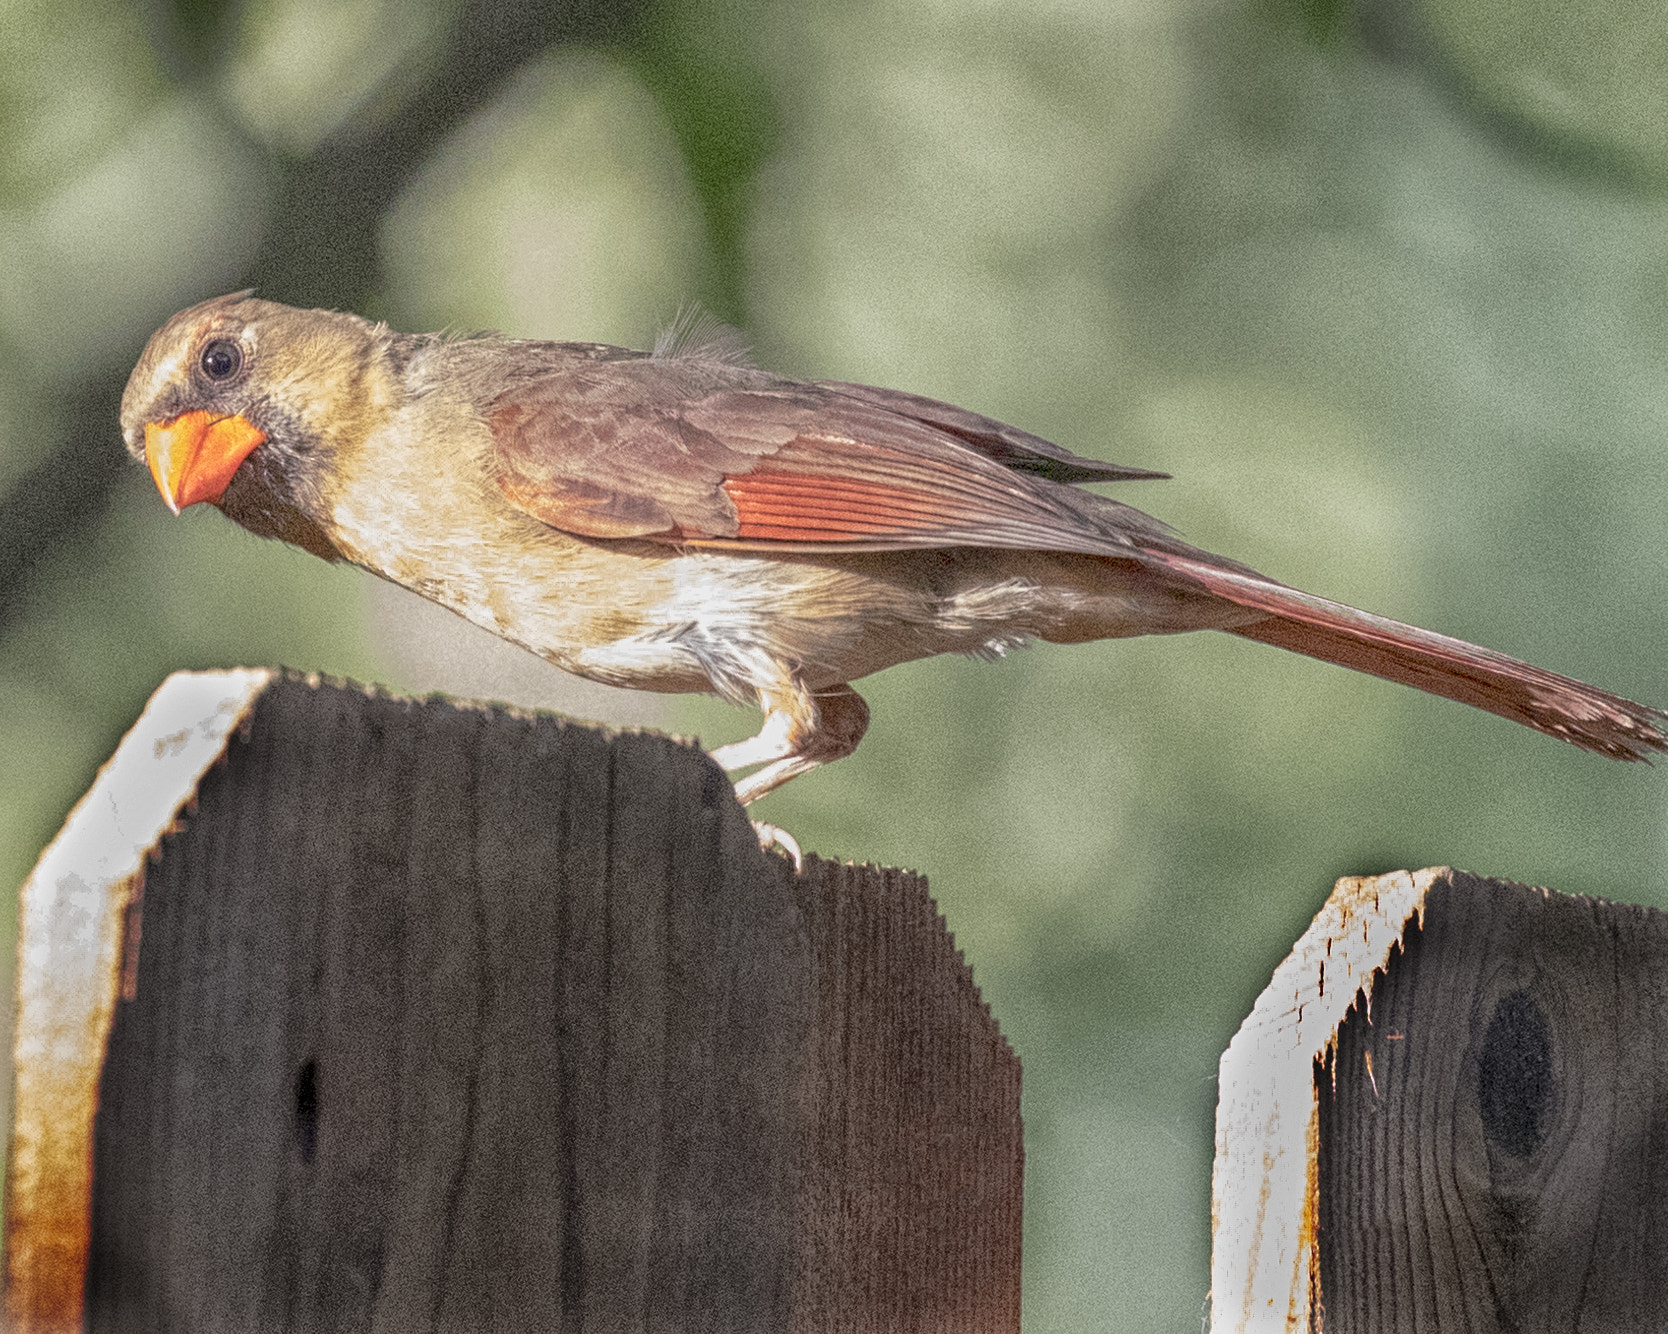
[752,820,803,871]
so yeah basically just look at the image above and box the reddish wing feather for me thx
[723,474,949,541]
[711,436,1105,549]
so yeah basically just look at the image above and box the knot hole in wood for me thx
[1477,989,1552,1161]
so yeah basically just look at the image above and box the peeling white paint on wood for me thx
[1210,866,1441,1333]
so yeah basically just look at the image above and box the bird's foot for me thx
[710,685,873,805]
[752,820,803,871]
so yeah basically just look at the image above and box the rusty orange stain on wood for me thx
[1300,1101,1322,1332]
[2,669,273,1332]
[4,866,142,1334]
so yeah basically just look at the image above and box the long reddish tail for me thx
[1146,550,1668,761]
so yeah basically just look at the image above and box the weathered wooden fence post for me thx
[1212,866,1668,1332]
[4,669,1022,1333]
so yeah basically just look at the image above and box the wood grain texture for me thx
[53,671,1020,1332]
[1317,870,1668,1332]
[790,861,1023,1334]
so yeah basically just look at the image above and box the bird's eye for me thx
[199,339,243,382]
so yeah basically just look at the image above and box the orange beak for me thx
[144,410,267,514]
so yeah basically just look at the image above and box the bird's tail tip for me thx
[1146,548,1668,762]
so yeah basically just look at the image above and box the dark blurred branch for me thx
[253,0,652,310]
[0,384,136,626]
[621,9,781,326]
[150,0,240,74]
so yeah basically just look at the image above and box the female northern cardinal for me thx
[121,292,1667,801]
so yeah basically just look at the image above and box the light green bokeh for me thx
[1421,0,1668,177]
[0,96,267,381]
[1135,380,1414,607]
[0,0,165,202]
[746,0,1194,419]
[381,49,710,344]
[221,0,460,154]
[0,0,265,380]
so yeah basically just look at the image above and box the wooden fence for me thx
[11,670,1668,1331]
[3,670,1021,1333]
[1213,866,1668,1331]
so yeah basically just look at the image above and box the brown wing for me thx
[487,350,1171,556]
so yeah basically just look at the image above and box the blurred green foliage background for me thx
[4,0,1668,1326]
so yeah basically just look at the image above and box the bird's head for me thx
[120,292,394,560]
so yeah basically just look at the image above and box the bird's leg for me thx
[707,681,870,870]
[709,707,807,867]
[708,707,800,775]
[709,682,872,810]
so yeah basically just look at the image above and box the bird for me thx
[121,291,1668,805]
